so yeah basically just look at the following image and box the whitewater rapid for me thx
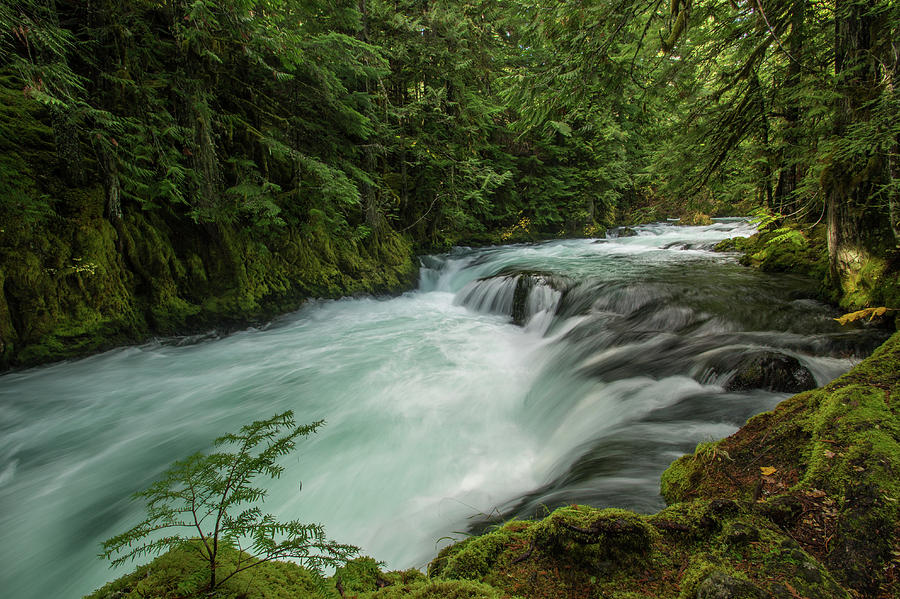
[0,220,883,599]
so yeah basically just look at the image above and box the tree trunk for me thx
[773,0,806,217]
[98,146,122,221]
[826,0,894,302]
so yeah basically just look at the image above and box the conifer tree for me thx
[100,411,357,593]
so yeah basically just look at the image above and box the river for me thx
[0,220,884,598]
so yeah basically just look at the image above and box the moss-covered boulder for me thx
[676,212,714,226]
[86,543,328,599]
[713,236,750,253]
[735,223,829,282]
[661,332,900,596]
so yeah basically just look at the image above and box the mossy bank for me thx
[713,222,900,312]
[0,201,417,370]
[0,74,417,371]
[88,332,900,598]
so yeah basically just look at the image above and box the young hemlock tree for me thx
[100,411,357,592]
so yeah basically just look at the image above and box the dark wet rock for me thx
[662,241,717,250]
[499,270,570,323]
[606,226,638,238]
[458,269,570,326]
[708,350,816,392]
[511,276,534,326]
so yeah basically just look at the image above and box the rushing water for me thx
[0,220,885,599]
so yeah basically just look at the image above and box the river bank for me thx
[0,199,418,371]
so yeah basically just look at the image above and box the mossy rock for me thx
[0,208,418,369]
[690,569,766,599]
[676,212,714,226]
[530,506,655,567]
[835,252,900,311]
[736,223,829,282]
[659,332,900,596]
[86,543,328,599]
[362,579,518,599]
[713,236,750,253]
[334,557,425,596]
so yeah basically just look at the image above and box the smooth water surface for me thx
[0,220,883,598]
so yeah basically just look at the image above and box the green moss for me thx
[363,579,517,599]
[713,236,750,253]
[86,543,328,599]
[660,440,730,504]
[676,559,719,599]
[333,557,425,596]
[738,223,828,282]
[1,202,418,368]
[431,521,530,581]
[837,254,900,310]
[676,212,713,226]
[529,506,655,568]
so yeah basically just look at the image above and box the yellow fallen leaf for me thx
[834,306,894,325]
[760,466,777,476]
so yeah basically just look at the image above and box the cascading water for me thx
[0,219,885,599]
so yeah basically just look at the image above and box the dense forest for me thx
[1,0,898,368]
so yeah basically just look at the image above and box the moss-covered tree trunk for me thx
[825,0,895,305]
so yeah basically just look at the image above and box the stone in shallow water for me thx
[707,350,817,393]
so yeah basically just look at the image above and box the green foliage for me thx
[100,411,358,592]
[88,542,328,599]
[2,0,899,366]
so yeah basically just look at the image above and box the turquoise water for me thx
[0,220,881,598]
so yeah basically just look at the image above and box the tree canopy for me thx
[2,0,897,298]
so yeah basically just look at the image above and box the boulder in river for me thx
[606,226,638,238]
[708,350,817,393]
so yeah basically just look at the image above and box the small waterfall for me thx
[455,275,519,318]
[453,271,567,330]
